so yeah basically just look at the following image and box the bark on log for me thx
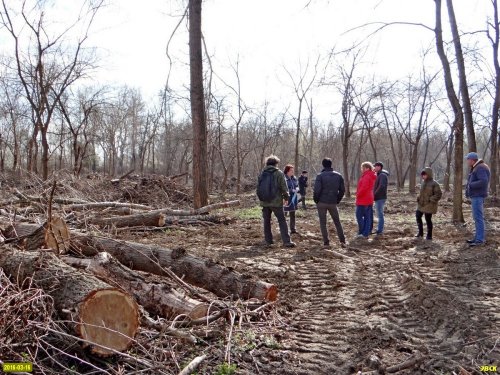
[87,211,166,228]
[68,201,150,211]
[71,234,277,301]
[61,252,208,319]
[2,217,70,254]
[0,247,139,356]
[85,200,239,228]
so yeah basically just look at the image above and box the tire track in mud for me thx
[216,210,500,374]
[275,233,500,374]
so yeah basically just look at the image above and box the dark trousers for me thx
[416,210,433,239]
[262,206,291,244]
[317,202,345,245]
[300,193,306,208]
[289,211,296,232]
[356,205,373,237]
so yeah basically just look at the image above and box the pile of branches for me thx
[0,173,283,374]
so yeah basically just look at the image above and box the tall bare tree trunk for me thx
[189,0,208,208]
[294,97,303,171]
[446,0,476,152]
[490,0,500,197]
[435,0,464,222]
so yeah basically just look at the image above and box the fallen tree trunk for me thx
[86,211,166,228]
[71,234,277,301]
[85,200,239,228]
[0,247,139,356]
[2,217,70,254]
[61,252,208,319]
[67,201,151,211]
[156,200,240,216]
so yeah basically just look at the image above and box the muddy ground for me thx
[124,190,500,375]
[1,173,499,374]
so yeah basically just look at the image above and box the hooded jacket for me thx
[257,165,289,208]
[417,167,442,214]
[466,160,490,198]
[373,169,389,201]
[356,169,377,206]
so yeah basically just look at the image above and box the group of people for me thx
[257,152,491,249]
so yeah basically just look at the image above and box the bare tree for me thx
[445,0,476,152]
[284,57,319,170]
[434,0,465,222]
[0,0,102,179]
[487,0,500,196]
[189,0,208,208]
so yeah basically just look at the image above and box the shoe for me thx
[322,243,331,249]
[261,240,274,247]
[415,234,423,238]
[469,241,485,247]
[283,242,296,248]
[340,242,348,248]
[466,239,476,244]
[425,237,433,241]
[290,230,298,234]
[355,234,364,239]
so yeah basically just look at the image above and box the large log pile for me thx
[0,188,277,361]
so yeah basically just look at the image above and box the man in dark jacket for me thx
[257,155,296,248]
[313,158,346,248]
[373,162,389,235]
[465,152,491,246]
[298,170,308,209]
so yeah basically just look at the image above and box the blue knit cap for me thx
[466,152,479,160]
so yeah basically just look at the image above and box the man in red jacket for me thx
[356,162,377,238]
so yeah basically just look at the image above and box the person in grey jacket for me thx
[313,158,346,248]
[373,162,389,235]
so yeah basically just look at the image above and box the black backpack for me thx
[257,169,278,202]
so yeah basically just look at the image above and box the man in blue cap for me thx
[465,152,491,246]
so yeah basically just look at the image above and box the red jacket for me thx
[356,170,377,205]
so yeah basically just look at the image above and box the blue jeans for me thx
[471,197,485,242]
[356,205,373,237]
[374,199,386,234]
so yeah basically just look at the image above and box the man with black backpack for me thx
[257,155,296,248]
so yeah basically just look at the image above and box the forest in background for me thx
[0,0,498,208]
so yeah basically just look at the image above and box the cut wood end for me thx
[265,285,278,302]
[78,288,139,356]
[46,217,71,254]
[188,303,209,320]
[158,214,166,227]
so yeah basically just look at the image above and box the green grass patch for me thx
[214,362,237,375]
[233,205,262,220]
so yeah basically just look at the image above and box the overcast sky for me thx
[82,0,490,119]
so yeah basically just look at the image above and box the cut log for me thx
[67,201,151,211]
[0,247,139,356]
[62,252,208,319]
[71,234,277,301]
[84,200,239,228]
[2,217,70,254]
[87,211,166,228]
